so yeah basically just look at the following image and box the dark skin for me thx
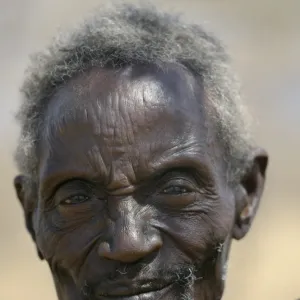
[14,63,268,300]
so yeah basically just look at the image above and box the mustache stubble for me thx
[81,262,204,300]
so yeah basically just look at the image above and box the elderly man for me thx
[13,4,268,300]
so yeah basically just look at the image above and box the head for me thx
[14,4,268,300]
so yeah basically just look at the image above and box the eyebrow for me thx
[39,149,215,200]
[38,163,105,201]
[144,153,215,184]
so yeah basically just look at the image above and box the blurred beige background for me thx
[0,0,299,299]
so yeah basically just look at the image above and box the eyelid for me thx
[48,180,96,206]
[40,177,99,203]
[163,169,196,180]
[158,176,197,192]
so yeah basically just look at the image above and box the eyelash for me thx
[159,179,196,195]
[60,194,90,206]
[161,185,190,195]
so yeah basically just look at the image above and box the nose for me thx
[98,216,162,263]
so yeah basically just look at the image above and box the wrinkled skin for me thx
[14,64,268,300]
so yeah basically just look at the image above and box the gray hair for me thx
[15,3,254,191]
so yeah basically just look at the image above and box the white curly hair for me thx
[15,3,254,193]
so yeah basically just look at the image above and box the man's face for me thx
[15,64,266,300]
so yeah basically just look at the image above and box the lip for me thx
[95,280,173,299]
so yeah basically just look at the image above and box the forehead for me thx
[39,64,215,186]
[46,63,205,125]
[44,63,208,147]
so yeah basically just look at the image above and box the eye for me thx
[161,184,192,195]
[155,179,197,209]
[60,195,90,206]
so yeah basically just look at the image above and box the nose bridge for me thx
[98,198,162,263]
[116,205,144,248]
[114,195,142,232]
[111,198,149,254]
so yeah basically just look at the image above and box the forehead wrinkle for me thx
[106,86,136,147]
[44,63,205,146]
[39,64,209,190]
[107,76,196,143]
[80,77,173,149]
[40,111,111,192]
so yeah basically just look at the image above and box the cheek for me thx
[35,205,107,270]
[160,202,234,261]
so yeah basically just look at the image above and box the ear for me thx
[14,175,44,260]
[232,148,268,240]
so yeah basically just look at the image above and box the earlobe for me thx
[13,175,44,260]
[232,148,268,240]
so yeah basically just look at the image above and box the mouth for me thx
[95,280,173,299]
